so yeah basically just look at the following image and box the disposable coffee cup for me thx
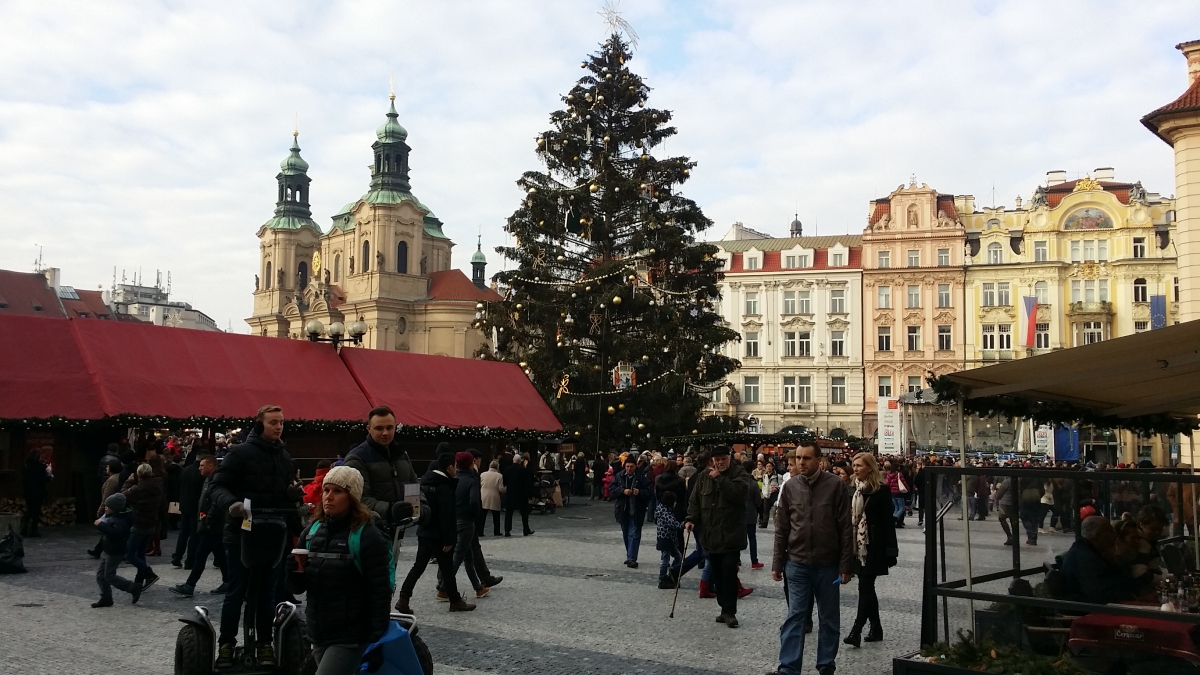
[292,548,309,570]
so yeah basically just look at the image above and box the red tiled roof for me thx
[726,247,862,273]
[62,289,113,319]
[1142,75,1200,143]
[426,269,503,302]
[0,269,65,317]
[869,200,890,225]
[1045,180,1135,208]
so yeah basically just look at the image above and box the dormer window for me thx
[831,252,845,267]
[745,255,760,271]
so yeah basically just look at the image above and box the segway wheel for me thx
[278,622,315,675]
[175,624,214,675]
[411,633,434,675]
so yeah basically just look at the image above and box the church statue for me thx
[1029,186,1048,209]
[376,250,385,268]
[277,268,285,287]
[874,213,891,231]
[349,256,354,273]
[420,255,428,275]
[725,381,741,406]
[324,268,331,286]
[254,274,259,290]
[1129,181,1148,204]
[906,204,919,228]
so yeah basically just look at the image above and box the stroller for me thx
[531,472,557,515]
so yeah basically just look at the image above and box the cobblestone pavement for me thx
[0,500,1067,674]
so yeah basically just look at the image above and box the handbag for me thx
[168,501,181,515]
[897,476,908,494]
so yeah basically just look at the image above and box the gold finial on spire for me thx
[389,75,395,101]
[293,113,299,138]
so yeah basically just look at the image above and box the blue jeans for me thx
[619,516,642,562]
[778,562,840,675]
[659,543,681,578]
[892,495,906,522]
[125,528,153,582]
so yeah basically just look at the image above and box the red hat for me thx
[455,451,475,471]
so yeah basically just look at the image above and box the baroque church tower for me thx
[247,96,501,357]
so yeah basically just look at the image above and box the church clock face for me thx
[311,250,322,274]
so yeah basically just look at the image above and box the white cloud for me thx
[0,0,1195,327]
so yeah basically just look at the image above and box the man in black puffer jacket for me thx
[343,406,417,534]
[172,456,205,569]
[396,453,476,613]
[209,405,302,669]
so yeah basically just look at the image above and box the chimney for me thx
[1093,167,1115,181]
[43,267,61,292]
[956,195,976,215]
[1046,170,1067,186]
[1179,40,1200,86]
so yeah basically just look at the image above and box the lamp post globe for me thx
[328,322,345,337]
[348,320,367,338]
[305,319,325,338]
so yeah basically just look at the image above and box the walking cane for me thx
[669,527,691,619]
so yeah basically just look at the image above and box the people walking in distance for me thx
[172,450,206,569]
[502,453,536,537]
[612,454,653,568]
[759,461,782,528]
[655,491,684,589]
[843,452,898,648]
[21,448,52,537]
[395,453,476,614]
[169,454,227,597]
[122,462,163,592]
[685,445,749,628]
[92,493,141,607]
[480,460,506,536]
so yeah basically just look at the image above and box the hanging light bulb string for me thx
[559,368,678,397]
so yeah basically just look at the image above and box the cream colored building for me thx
[1143,39,1200,322]
[861,182,970,436]
[713,222,865,437]
[246,97,500,356]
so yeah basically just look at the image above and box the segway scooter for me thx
[175,507,309,675]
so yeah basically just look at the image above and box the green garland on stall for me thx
[928,374,1198,437]
[0,414,562,442]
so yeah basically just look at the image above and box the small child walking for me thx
[93,493,143,607]
[655,491,683,589]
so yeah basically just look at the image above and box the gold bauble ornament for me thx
[683,168,691,176]
[519,361,527,367]
[584,285,592,292]
[637,423,645,430]
[642,355,649,362]
[593,364,602,371]
[607,406,616,415]
[589,184,599,193]
[618,403,625,410]
[515,303,523,310]
[603,135,611,143]
[536,138,546,148]
[692,429,699,434]
[574,431,581,437]
[612,296,622,305]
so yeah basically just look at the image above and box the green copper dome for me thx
[376,97,408,143]
[280,133,309,175]
[471,246,487,264]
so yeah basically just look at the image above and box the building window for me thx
[878,285,891,308]
[1033,241,1048,262]
[784,255,797,269]
[830,331,845,356]
[998,324,1012,350]
[798,254,809,268]
[265,261,272,289]
[831,377,847,404]
[798,376,812,403]
[1035,323,1050,349]
[1084,280,1096,302]
[907,285,920,308]
[1097,240,1108,261]
[745,292,759,315]
[1083,321,1103,344]
[907,250,920,267]
[937,248,950,267]
[333,254,341,283]
[138,305,150,317]
[743,376,760,403]
[987,242,1003,265]
[1083,240,1095,261]
[744,332,759,357]
[934,326,949,351]
[908,376,922,393]
[745,255,760,270]
[831,252,845,267]
[1133,278,1148,303]
[298,261,309,289]
[937,284,951,308]
[798,290,811,314]
[906,325,921,351]
[981,324,996,350]
[1034,281,1049,304]
[362,240,371,272]
[782,376,797,404]
[1175,277,1180,303]
[878,376,893,398]
[1133,237,1146,259]
[783,331,797,357]
[830,289,846,314]
[397,241,408,274]
[782,291,796,314]
[709,386,722,403]
[798,332,811,356]
[1071,280,1081,303]
[982,282,995,307]
[1135,320,1149,333]
[997,282,1011,306]
[877,250,891,268]
[877,326,892,351]
[1070,240,1080,262]
[1099,279,1109,302]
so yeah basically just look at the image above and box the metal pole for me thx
[1191,434,1198,563]
[958,395,974,634]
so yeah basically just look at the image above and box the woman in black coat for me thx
[844,452,899,647]
[21,449,52,537]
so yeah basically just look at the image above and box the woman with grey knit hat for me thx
[286,465,393,674]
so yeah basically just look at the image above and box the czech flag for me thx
[1022,296,1038,347]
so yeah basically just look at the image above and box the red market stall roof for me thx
[340,347,562,432]
[0,314,106,420]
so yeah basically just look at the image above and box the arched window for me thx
[1133,278,1148,303]
[298,261,309,289]
[397,241,408,273]
[1034,281,1048,304]
[265,261,272,289]
[987,242,1003,265]
[333,254,341,283]
[362,240,371,272]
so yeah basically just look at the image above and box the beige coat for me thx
[480,469,506,512]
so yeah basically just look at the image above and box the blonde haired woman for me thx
[843,452,898,648]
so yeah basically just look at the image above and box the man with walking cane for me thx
[684,445,748,628]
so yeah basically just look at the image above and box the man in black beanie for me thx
[396,452,476,613]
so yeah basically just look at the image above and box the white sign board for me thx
[877,397,901,454]
[1034,425,1052,454]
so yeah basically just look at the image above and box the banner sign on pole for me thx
[877,397,900,454]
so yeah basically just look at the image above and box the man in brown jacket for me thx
[767,441,852,675]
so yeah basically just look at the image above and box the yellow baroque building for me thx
[246,97,501,356]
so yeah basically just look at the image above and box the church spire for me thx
[471,234,487,288]
[370,94,412,194]
[263,131,319,233]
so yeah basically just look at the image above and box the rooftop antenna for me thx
[167,271,172,295]
[32,245,43,273]
[991,182,996,209]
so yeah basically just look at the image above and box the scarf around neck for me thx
[852,479,872,566]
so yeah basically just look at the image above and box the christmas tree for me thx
[480,32,741,452]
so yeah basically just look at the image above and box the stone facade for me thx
[246,98,499,357]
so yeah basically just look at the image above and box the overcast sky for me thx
[1,1,1196,330]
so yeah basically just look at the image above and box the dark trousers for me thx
[759,494,777,527]
[218,540,279,646]
[746,523,759,564]
[96,552,136,599]
[852,572,881,631]
[185,533,228,588]
[451,522,482,591]
[997,504,1017,540]
[125,528,154,582]
[485,510,501,536]
[172,514,197,565]
[400,537,461,601]
[591,480,604,500]
[19,501,43,536]
[505,504,531,535]
[707,550,740,616]
[1020,503,1041,542]
[475,508,486,538]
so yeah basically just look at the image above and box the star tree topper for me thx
[599,0,638,49]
